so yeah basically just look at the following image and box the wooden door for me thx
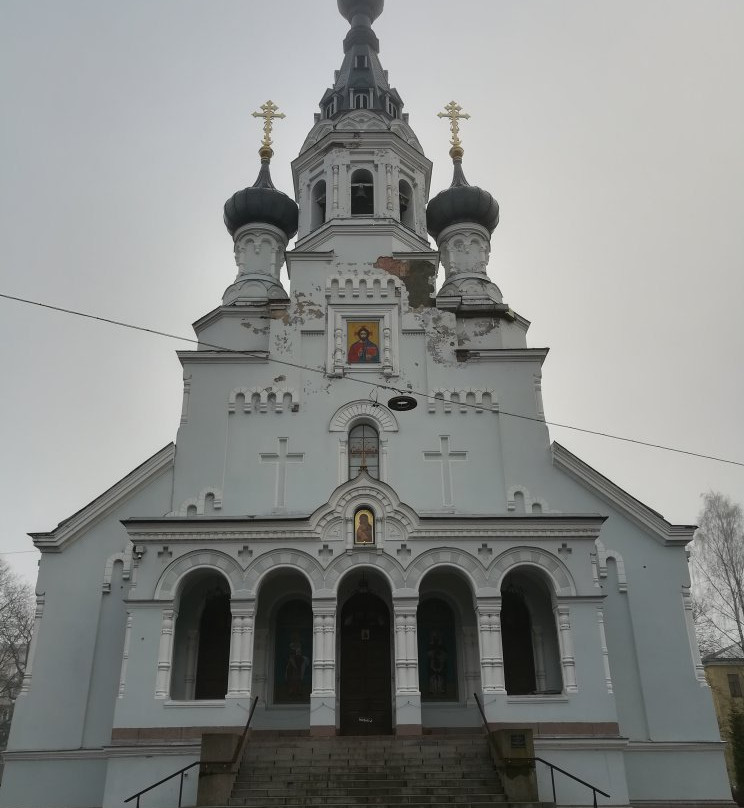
[339,592,392,735]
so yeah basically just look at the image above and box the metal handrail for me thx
[123,761,200,808]
[473,692,611,808]
[124,695,259,808]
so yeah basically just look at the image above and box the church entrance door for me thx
[339,591,393,735]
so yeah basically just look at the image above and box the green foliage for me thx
[730,703,744,801]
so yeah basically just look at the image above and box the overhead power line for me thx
[2,291,743,469]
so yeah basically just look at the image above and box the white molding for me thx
[329,400,399,433]
[31,444,175,551]
[625,740,726,752]
[177,350,269,365]
[228,385,300,414]
[455,348,548,364]
[167,488,223,518]
[326,299,401,378]
[552,443,695,546]
[427,388,497,414]
[488,546,577,597]
[102,546,133,592]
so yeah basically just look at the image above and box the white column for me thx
[155,608,177,699]
[227,601,255,698]
[463,625,480,704]
[117,612,133,699]
[393,597,421,733]
[332,164,340,213]
[476,598,506,695]
[310,598,336,735]
[596,605,614,694]
[555,604,578,693]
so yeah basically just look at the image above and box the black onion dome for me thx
[224,160,298,240]
[426,160,499,241]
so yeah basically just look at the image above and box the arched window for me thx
[351,169,374,216]
[348,423,379,478]
[399,179,414,230]
[171,571,232,700]
[501,570,563,695]
[273,600,312,704]
[417,598,458,701]
[311,180,326,229]
[353,91,369,109]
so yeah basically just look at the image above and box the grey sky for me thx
[2,0,743,586]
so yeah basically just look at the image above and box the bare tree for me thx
[0,559,34,748]
[691,492,744,654]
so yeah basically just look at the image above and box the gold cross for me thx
[437,100,470,148]
[252,100,286,150]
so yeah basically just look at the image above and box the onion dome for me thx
[224,146,298,240]
[426,150,499,241]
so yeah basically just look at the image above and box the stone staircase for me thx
[225,732,509,807]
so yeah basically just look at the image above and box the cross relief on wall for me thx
[260,437,304,510]
[423,435,468,508]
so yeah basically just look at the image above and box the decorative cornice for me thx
[295,221,430,254]
[122,513,605,545]
[191,304,284,334]
[292,129,432,189]
[455,348,549,364]
[392,250,440,262]
[177,351,269,366]
[31,445,175,551]
[552,442,695,547]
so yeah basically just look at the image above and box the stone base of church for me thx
[309,724,336,736]
[395,723,422,736]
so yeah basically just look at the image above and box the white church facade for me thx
[0,2,732,807]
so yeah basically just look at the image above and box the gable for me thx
[551,442,695,547]
[30,444,175,551]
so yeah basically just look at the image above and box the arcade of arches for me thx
[168,564,565,732]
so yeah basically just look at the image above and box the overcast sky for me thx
[2,0,743,587]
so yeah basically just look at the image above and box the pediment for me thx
[309,469,418,534]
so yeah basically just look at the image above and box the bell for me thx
[354,184,368,199]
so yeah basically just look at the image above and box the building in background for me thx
[704,645,744,793]
[0,2,732,807]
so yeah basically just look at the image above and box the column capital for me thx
[392,595,419,615]
[475,597,501,613]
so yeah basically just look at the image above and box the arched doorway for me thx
[170,570,232,700]
[339,590,392,734]
[501,568,563,695]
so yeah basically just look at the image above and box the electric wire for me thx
[2,291,743,469]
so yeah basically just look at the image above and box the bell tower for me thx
[291,0,432,254]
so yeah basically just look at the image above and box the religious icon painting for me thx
[347,320,381,364]
[354,508,375,545]
[274,600,312,704]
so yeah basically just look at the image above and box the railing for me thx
[124,761,200,808]
[473,692,611,808]
[124,695,259,808]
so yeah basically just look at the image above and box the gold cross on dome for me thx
[437,100,470,148]
[252,100,286,149]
